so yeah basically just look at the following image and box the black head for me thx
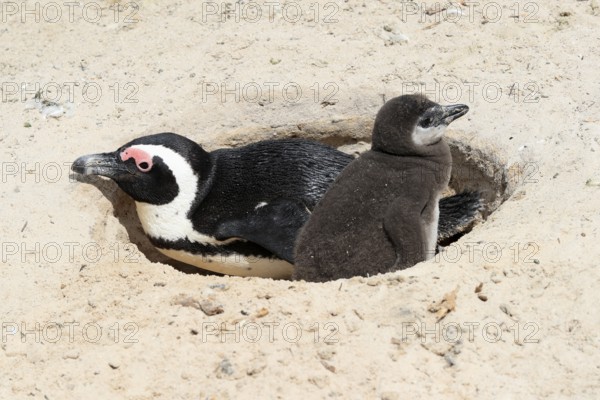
[371,94,469,156]
[72,132,212,205]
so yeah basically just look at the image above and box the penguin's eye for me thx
[420,117,433,127]
[137,162,151,172]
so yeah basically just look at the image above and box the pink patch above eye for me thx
[120,147,153,172]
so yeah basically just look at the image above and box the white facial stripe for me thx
[412,125,447,146]
[132,144,233,245]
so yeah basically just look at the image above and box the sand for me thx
[1,0,599,398]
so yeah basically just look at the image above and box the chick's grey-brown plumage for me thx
[293,94,469,282]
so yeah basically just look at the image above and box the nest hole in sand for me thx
[96,116,518,275]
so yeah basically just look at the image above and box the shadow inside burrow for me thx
[71,173,217,276]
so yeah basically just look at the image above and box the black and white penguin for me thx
[72,133,349,278]
[72,131,479,279]
[293,94,470,282]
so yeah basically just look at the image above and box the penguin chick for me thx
[293,94,469,282]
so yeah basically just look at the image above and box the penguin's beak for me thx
[72,152,130,179]
[440,104,469,125]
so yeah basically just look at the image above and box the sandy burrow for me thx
[1,0,599,398]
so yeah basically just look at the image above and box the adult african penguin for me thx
[293,94,470,282]
[72,131,480,279]
[72,133,349,278]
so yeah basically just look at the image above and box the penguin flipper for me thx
[438,191,483,242]
[214,199,310,263]
[383,198,429,270]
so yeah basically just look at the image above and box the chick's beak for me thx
[440,104,469,125]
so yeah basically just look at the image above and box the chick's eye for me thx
[421,117,432,126]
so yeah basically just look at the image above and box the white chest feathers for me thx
[424,201,440,259]
[157,248,294,279]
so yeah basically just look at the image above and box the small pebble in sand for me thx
[200,301,224,316]
[209,283,229,291]
[63,350,79,360]
[246,361,266,376]
[585,178,600,187]
[255,308,269,318]
[216,359,234,377]
[490,273,502,283]
[320,360,336,373]
[380,25,409,44]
